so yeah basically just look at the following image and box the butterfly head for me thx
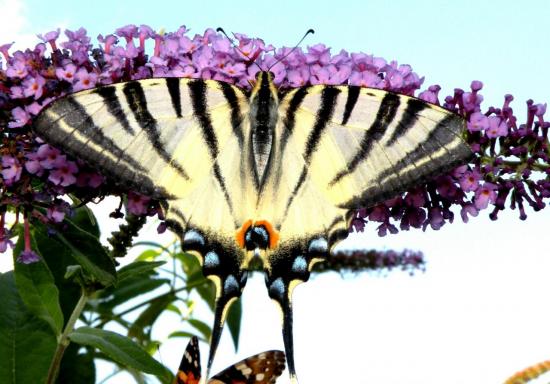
[250,71,279,103]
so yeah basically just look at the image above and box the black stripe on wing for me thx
[341,113,472,209]
[329,92,400,186]
[219,82,245,147]
[34,97,169,198]
[375,113,470,183]
[165,77,183,118]
[122,81,190,181]
[341,85,361,125]
[280,87,341,223]
[187,80,236,218]
[385,97,427,146]
[94,86,135,135]
[280,87,309,154]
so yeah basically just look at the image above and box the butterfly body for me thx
[34,69,472,382]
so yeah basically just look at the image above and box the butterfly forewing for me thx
[174,337,202,384]
[209,350,286,384]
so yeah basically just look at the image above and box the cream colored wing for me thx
[258,85,472,383]
[33,78,256,377]
[262,85,472,259]
[35,77,255,231]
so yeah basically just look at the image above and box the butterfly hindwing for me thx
[210,350,286,384]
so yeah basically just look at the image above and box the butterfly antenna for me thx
[267,28,314,72]
[216,27,264,72]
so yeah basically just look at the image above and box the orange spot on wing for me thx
[254,220,279,248]
[175,370,200,384]
[235,219,253,248]
[235,220,280,249]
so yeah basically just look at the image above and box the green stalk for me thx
[45,290,89,384]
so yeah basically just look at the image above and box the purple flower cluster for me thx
[0,25,548,260]
[316,249,425,275]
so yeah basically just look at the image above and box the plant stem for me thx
[45,289,89,384]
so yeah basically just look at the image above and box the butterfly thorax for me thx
[249,71,279,186]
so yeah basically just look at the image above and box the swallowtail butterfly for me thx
[34,63,472,382]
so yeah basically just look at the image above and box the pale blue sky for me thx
[1,1,550,383]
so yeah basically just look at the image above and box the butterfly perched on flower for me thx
[34,30,472,382]
[174,336,286,384]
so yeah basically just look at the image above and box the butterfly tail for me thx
[205,293,237,378]
[281,294,299,384]
[266,275,302,384]
[205,265,248,379]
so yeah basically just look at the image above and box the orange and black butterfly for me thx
[174,337,286,384]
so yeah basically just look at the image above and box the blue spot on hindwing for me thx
[224,275,239,295]
[291,256,307,273]
[183,230,205,246]
[204,251,219,268]
[269,277,285,300]
[308,238,328,254]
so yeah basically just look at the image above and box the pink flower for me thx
[474,182,498,209]
[349,71,382,88]
[418,85,441,104]
[486,116,508,138]
[127,192,150,215]
[468,112,489,132]
[425,207,444,230]
[460,203,479,223]
[459,169,481,192]
[37,28,60,50]
[6,60,28,78]
[98,34,118,54]
[305,43,331,65]
[48,157,78,186]
[8,107,30,128]
[115,24,138,43]
[1,155,22,185]
[23,75,46,99]
[287,67,310,87]
[16,218,40,264]
[55,63,77,82]
[36,144,63,169]
[73,67,98,91]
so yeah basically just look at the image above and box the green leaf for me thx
[55,217,116,287]
[188,319,212,342]
[0,271,57,384]
[96,278,169,312]
[69,327,172,382]
[226,298,242,351]
[117,261,165,284]
[70,203,101,239]
[12,227,64,336]
[177,252,201,276]
[128,293,176,342]
[136,249,161,261]
[32,222,81,321]
[168,331,201,340]
[195,281,215,311]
